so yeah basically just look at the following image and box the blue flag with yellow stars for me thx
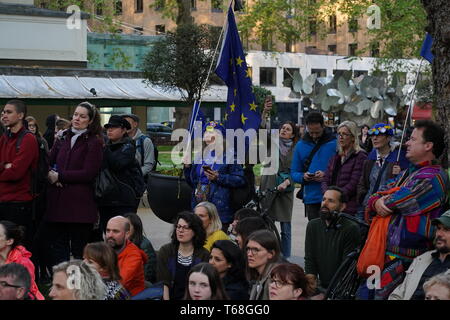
[215,6,261,132]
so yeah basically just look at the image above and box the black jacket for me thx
[98,137,144,207]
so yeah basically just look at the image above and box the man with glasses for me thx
[0,263,31,300]
[291,112,337,220]
[105,216,147,297]
[365,120,449,299]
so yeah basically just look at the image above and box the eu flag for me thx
[420,33,434,63]
[188,100,205,136]
[215,6,261,132]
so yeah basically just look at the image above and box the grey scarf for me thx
[71,128,87,149]
[279,138,293,157]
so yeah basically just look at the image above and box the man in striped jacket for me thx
[366,120,449,299]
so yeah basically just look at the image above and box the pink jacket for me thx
[6,246,44,300]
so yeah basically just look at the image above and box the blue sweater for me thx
[291,131,337,204]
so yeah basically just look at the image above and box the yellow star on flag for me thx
[236,56,244,67]
[224,113,228,121]
[249,101,257,111]
[245,68,252,78]
[234,89,237,96]
[229,58,233,66]
[241,113,248,125]
[229,103,236,112]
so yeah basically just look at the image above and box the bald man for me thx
[105,216,147,296]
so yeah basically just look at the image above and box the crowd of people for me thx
[0,98,449,301]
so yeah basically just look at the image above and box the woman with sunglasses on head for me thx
[321,120,367,216]
[184,121,246,233]
[356,123,409,222]
[44,102,104,266]
[269,263,316,300]
[209,240,249,300]
[245,229,282,300]
[184,262,229,300]
[156,211,210,300]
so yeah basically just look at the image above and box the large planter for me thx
[146,172,192,223]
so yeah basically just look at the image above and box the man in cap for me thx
[389,210,450,300]
[122,114,155,180]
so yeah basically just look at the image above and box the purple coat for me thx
[322,150,367,215]
[45,131,104,224]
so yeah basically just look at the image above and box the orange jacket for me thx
[117,240,148,296]
[6,246,44,300]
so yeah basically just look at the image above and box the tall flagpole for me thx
[183,0,233,162]
[397,57,424,162]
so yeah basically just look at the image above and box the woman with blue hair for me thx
[184,121,246,232]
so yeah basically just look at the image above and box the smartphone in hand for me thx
[203,165,212,172]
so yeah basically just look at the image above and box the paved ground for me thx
[137,188,309,268]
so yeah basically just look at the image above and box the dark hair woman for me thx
[97,115,145,233]
[269,263,316,300]
[156,211,210,300]
[44,101,104,266]
[245,229,281,300]
[210,240,249,300]
[83,242,131,300]
[184,262,229,300]
[123,213,157,284]
[43,114,58,150]
[0,221,44,300]
[235,216,267,249]
[260,120,299,258]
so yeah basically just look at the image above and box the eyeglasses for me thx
[246,246,264,255]
[338,132,352,138]
[0,281,22,289]
[270,278,292,289]
[176,225,191,231]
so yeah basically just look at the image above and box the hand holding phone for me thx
[203,165,212,172]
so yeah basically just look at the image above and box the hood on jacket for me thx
[7,245,32,261]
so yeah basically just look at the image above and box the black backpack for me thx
[15,130,49,196]
[136,135,160,172]
[230,164,256,212]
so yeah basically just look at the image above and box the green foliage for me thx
[237,0,427,61]
[142,23,221,104]
[252,85,276,116]
[107,48,133,70]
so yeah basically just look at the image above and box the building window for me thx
[329,15,337,34]
[285,39,295,53]
[354,70,368,77]
[134,27,144,35]
[96,3,103,15]
[305,46,318,54]
[261,35,273,51]
[211,0,222,12]
[136,0,143,13]
[283,68,299,87]
[393,72,407,86]
[309,18,317,35]
[311,69,327,77]
[155,24,165,35]
[191,0,197,10]
[328,45,337,55]
[348,17,358,32]
[260,68,277,86]
[371,42,380,57]
[348,43,358,56]
[114,0,122,15]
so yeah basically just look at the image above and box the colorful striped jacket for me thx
[367,161,449,262]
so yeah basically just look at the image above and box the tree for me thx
[142,23,221,129]
[421,0,450,167]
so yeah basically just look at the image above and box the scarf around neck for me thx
[279,138,293,156]
[70,127,87,149]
